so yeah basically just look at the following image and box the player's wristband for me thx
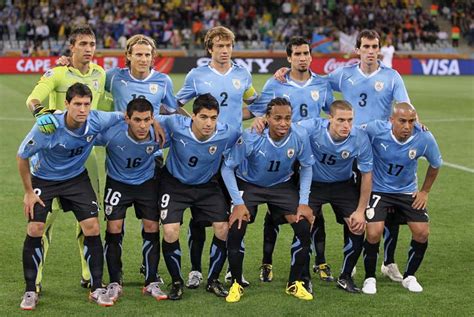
[32,104,45,117]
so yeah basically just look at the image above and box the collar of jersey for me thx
[285,71,317,88]
[127,68,155,81]
[325,124,351,146]
[68,65,96,77]
[207,62,235,76]
[390,129,415,145]
[186,123,219,143]
[264,129,291,148]
[356,61,383,79]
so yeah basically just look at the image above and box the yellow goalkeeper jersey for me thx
[26,63,107,111]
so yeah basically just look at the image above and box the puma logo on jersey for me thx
[348,78,355,85]
[258,150,266,157]
[380,143,389,151]
[180,139,188,147]
[204,81,212,87]
[117,145,126,151]
[58,143,67,148]
[121,80,128,86]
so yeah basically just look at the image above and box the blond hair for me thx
[125,34,157,68]
[204,26,235,52]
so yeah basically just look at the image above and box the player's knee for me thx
[106,219,124,234]
[27,222,45,237]
[212,222,228,240]
[365,222,384,244]
[412,226,430,243]
[163,223,180,242]
[143,219,159,233]
[80,218,100,236]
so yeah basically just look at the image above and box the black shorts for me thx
[158,168,229,225]
[103,176,159,222]
[309,179,359,224]
[237,178,298,225]
[30,170,99,223]
[366,192,429,223]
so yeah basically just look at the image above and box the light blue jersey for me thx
[364,120,442,193]
[328,62,410,125]
[158,114,240,185]
[298,118,373,182]
[176,62,257,130]
[95,121,159,185]
[224,124,315,187]
[248,72,333,121]
[105,68,177,113]
[18,111,124,181]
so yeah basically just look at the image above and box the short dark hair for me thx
[329,100,353,115]
[193,93,219,114]
[286,36,311,57]
[356,29,380,49]
[266,97,292,115]
[126,98,154,118]
[69,25,96,45]
[65,83,93,103]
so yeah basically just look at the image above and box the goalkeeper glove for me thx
[33,106,59,134]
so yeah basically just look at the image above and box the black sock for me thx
[208,235,227,282]
[227,221,247,284]
[84,235,104,291]
[105,231,122,284]
[341,231,364,277]
[404,239,428,278]
[162,239,182,283]
[383,224,399,265]
[23,235,43,292]
[289,220,311,284]
[363,240,380,279]
[311,215,326,265]
[143,231,160,285]
[262,211,279,265]
[188,217,206,272]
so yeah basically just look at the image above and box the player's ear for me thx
[287,55,292,64]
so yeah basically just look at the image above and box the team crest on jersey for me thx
[149,84,159,94]
[232,79,241,90]
[92,80,99,91]
[146,145,155,154]
[341,150,350,159]
[43,69,53,78]
[160,209,168,220]
[366,208,375,220]
[105,205,113,216]
[209,145,217,155]
[374,81,384,92]
[86,135,94,142]
[311,90,320,101]
[409,149,417,160]
[287,148,295,158]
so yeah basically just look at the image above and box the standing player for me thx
[327,29,411,281]
[94,98,166,302]
[25,25,107,290]
[248,36,334,283]
[361,103,441,294]
[158,94,241,300]
[18,83,122,309]
[297,100,373,293]
[175,26,258,289]
[221,97,315,302]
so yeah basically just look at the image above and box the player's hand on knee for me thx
[34,106,59,134]
[229,204,250,230]
[349,210,366,235]
[273,67,290,83]
[296,204,314,224]
[412,191,428,210]
[251,117,267,134]
[23,191,45,220]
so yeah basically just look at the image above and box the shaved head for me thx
[392,102,416,116]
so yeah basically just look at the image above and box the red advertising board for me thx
[0,57,175,74]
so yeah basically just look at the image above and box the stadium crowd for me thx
[1,0,472,55]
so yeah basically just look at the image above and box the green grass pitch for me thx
[0,74,473,316]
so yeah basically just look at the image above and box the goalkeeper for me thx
[25,24,108,291]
